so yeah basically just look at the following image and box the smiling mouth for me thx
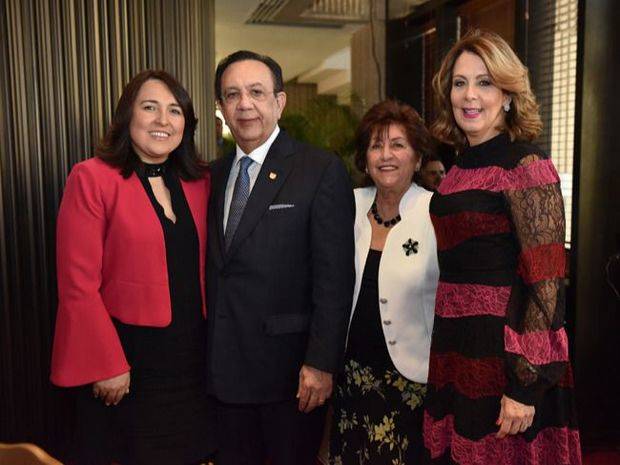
[462,108,482,119]
[378,165,397,171]
[149,131,170,139]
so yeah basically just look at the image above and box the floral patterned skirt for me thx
[329,358,427,465]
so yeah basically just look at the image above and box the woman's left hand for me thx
[496,394,535,438]
[93,371,130,406]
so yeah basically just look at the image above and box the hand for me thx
[92,371,130,406]
[296,365,333,413]
[496,394,535,438]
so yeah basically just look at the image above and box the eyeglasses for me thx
[221,88,277,105]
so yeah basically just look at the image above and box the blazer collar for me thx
[357,182,423,218]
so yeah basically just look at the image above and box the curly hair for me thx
[96,70,205,180]
[355,99,435,186]
[431,29,542,149]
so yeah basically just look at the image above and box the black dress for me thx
[75,162,215,465]
[424,133,581,464]
[329,249,426,465]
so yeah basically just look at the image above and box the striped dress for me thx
[423,133,581,465]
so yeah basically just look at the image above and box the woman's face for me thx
[366,123,419,193]
[129,79,185,163]
[450,51,509,146]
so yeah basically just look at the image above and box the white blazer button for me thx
[383,320,392,325]
[388,340,397,345]
[379,298,388,304]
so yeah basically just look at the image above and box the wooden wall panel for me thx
[351,21,386,117]
[283,80,319,115]
[458,0,516,47]
[351,0,386,118]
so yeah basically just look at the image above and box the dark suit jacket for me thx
[206,130,355,404]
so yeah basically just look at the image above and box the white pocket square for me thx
[269,203,295,210]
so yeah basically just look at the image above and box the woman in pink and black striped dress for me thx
[423,30,582,465]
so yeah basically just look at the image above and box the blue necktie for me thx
[225,156,253,251]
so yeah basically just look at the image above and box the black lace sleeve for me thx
[502,154,570,406]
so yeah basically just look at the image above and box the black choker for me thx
[142,161,168,178]
[371,202,401,228]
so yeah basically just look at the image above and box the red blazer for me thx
[50,157,209,387]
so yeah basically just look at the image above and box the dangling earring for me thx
[503,100,511,112]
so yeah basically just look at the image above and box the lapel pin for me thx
[403,238,419,256]
[268,172,277,180]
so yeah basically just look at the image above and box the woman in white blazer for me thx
[329,100,439,465]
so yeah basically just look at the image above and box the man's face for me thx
[218,59,286,154]
[419,160,446,191]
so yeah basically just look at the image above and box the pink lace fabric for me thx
[435,282,511,318]
[430,352,506,398]
[504,326,570,365]
[423,412,582,465]
[432,211,512,251]
[439,158,560,195]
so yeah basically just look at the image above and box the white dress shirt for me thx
[350,183,440,383]
[223,125,280,230]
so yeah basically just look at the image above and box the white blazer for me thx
[350,183,439,383]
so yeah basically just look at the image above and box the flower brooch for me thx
[403,238,419,256]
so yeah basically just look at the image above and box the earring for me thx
[503,101,511,112]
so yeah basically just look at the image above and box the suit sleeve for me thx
[304,157,355,373]
[50,163,129,387]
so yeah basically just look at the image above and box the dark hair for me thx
[414,154,445,187]
[420,153,444,169]
[354,99,434,186]
[215,50,284,101]
[96,69,205,180]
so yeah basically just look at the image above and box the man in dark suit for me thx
[206,50,355,465]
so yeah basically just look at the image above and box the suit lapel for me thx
[225,132,295,259]
[209,153,235,268]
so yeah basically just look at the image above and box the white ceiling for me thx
[215,0,362,81]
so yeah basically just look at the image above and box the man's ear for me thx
[276,91,287,117]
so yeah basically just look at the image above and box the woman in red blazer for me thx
[51,70,215,465]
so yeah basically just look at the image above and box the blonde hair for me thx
[431,29,542,148]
